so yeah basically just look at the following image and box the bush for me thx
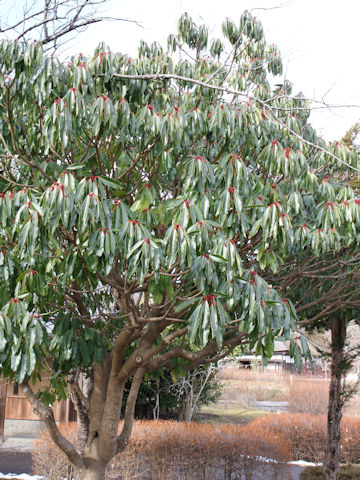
[32,416,360,478]
[32,422,78,480]
[300,465,360,480]
[32,420,291,480]
[244,414,360,463]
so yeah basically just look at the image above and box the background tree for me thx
[0,11,359,480]
[267,248,360,480]
[341,122,360,149]
[167,364,221,423]
[129,365,221,421]
[123,370,179,420]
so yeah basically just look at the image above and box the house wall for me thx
[5,393,66,421]
[0,378,75,439]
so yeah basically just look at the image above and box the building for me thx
[236,340,326,376]
[0,378,75,440]
[237,341,295,372]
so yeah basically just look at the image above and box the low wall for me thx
[4,418,47,437]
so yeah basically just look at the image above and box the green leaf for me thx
[11,350,21,371]
[175,296,201,313]
[248,218,262,238]
[66,164,85,171]
[17,353,28,384]
[99,176,123,189]
[210,306,222,347]
[27,345,36,374]
[79,337,90,364]
[18,220,31,249]
[188,305,202,341]
[130,198,150,212]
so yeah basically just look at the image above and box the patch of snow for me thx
[254,455,279,463]
[0,475,44,480]
[289,460,321,467]
[244,454,318,467]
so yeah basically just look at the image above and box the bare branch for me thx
[1,0,142,50]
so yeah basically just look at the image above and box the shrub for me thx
[300,465,360,480]
[33,415,360,478]
[244,414,360,463]
[32,422,78,480]
[32,420,291,479]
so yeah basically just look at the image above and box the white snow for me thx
[0,475,44,480]
[289,460,321,467]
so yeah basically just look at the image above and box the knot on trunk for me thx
[67,374,76,384]
[45,408,55,421]
[135,355,143,364]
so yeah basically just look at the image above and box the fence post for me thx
[0,378,7,441]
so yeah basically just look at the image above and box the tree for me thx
[124,365,221,421]
[129,364,221,421]
[341,122,360,149]
[0,11,359,479]
[0,0,138,51]
[267,248,360,480]
[168,364,221,422]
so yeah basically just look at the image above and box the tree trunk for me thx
[323,317,346,480]
[184,385,193,423]
[79,460,107,480]
[153,378,160,420]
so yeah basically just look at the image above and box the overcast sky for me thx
[11,0,360,141]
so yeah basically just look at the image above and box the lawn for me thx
[196,404,271,424]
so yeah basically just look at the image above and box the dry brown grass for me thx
[217,367,289,407]
[32,370,360,479]
[217,368,360,418]
[288,379,329,415]
[300,465,360,480]
[245,413,360,463]
[344,388,360,416]
[32,422,78,480]
[31,415,360,477]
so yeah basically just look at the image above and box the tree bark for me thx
[79,460,106,480]
[323,317,346,480]
[67,370,90,456]
[184,384,193,423]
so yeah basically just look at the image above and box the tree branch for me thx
[147,332,248,372]
[22,380,83,469]
[117,368,145,454]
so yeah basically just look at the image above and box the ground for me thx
[0,451,33,476]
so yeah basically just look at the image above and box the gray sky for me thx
[11,0,360,141]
